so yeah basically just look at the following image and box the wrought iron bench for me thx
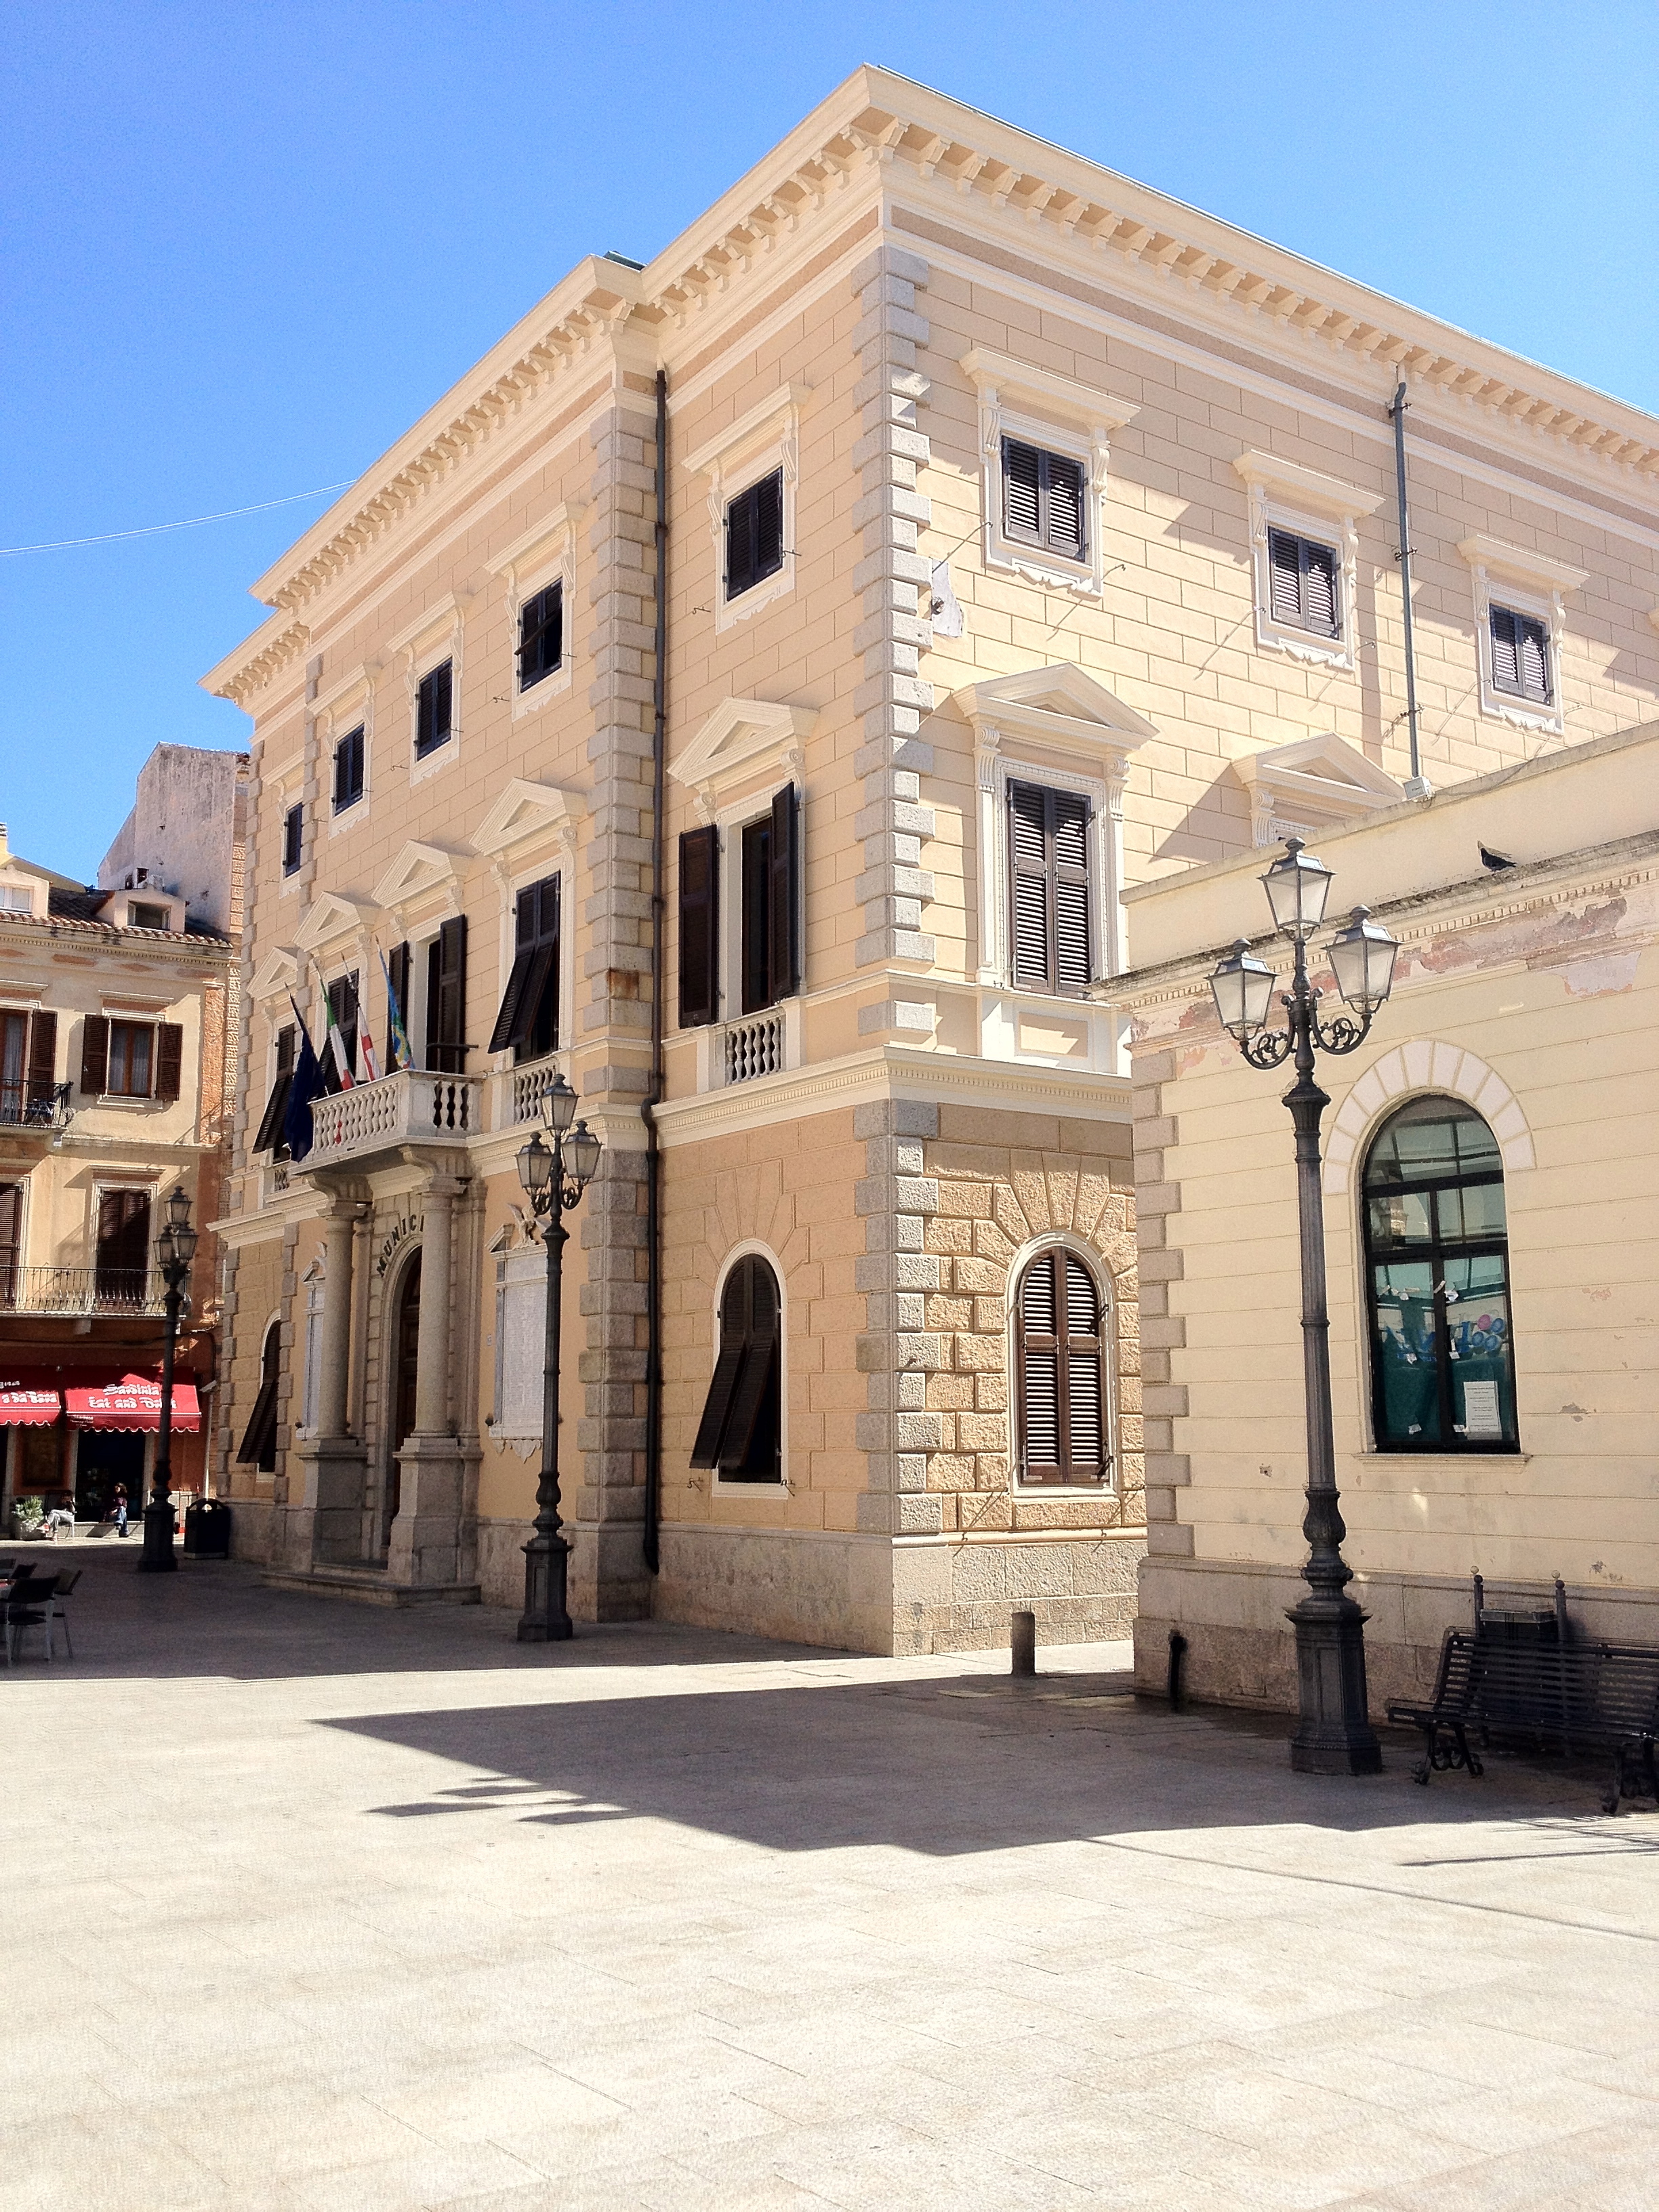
[1388,1629,1659,1814]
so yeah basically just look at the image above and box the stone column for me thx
[293,1193,369,1567]
[389,1169,474,1592]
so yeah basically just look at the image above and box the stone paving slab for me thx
[2,1550,1656,2210]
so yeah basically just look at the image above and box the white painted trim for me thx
[1003,1231,1119,1496]
[491,504,583,720]
[1237,472,1364,674]
[708,1239,790,1495]
[1456,538,1574,737]
[668,697,817,822]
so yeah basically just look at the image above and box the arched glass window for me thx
[690,1254,782,1481]
[1015,1249,1110,1485]
[1363,1097,1517,1452]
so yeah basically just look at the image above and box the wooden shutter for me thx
[237,1370,280,1465]
[1489,607,1519,691]
[1061,1255,1107,1478]
[1518,615,1551,702]
[252,1069,292,1154]
[155,1022,184,1102]
[755,470,783,579]
[1018,1255,1062,1477]
[678,825,720,1027]
[691,1267,750,1467]
[0,1182,20,1282]
[1003,438,1042,541]
[428,918,466,1071]
[1052,793,1092,991]
[718,1260,779,1471]
[1268,530,1303,625]
[1303,542,1339,637]
[1008,783,1051,989]
[726,486,756,599]
[488,949,537,1053]
[26,1010,57,1108]
[768,783,800,1002]
[1044,453,1086,560]
[79,1015,109,1097]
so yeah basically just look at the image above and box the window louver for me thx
[1016,1250,1109,1484]
[678,825,720,1028]
[1002,438,1086,562]
[726,470,785,600]
[1003,440,1042,539]
[1267,529,1341,639]
[1008,781,1092,994]
[690,1255,783,1479]
[1491,605,1551,703]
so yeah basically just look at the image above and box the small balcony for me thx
[0,1082,75,1168]
[489,1050,571,1132]
[695,1002,801,1092]
[301,1066,485,1172]
[1,1265,165,1317]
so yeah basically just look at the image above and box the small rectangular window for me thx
[281,804,304,876]
[1490,605,1551,705]
[129,901,170,931]
[517,583,564,691]
[106,1021,155,1099]
[725,470,784,600]
[415,661,453,758]
[333,725,365,813]
[1008,781,1092,995]
[1001,439,1087,562]
[1267,529,1341,639]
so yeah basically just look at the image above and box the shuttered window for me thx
[1001,439,1087,562]
[518,582,564,691]
[1016,1250,1110,1485]
[690,1254,782,1479]
[1,1010,56,1124]
[425,916,468,1073]
[725,470,784,600]
[1490,605,1551,704]
[108,1021,154,1099]
[1267,529,1341,639]
[487,874,560,1059]
[678,825,720,1029]
[332,726,365,813]
[1008,781,1092,994]
[154,1022,183,1103]
[415,660,453,758]
[252,1025,295,1156]
[95,1188,151,1305]
[237,1321,283,1471]
[282,804,304,876]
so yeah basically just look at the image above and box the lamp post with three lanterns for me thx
[138,1184,199,1574]
[514,1074,602,1643]
[1208,840,1399,1774]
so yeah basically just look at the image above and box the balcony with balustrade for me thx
[488,1049,571,1134]
[298,1066,486,1175]
[0,1265,165,1317]
[0,1080,75,1170]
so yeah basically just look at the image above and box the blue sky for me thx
[4,0,1656,880]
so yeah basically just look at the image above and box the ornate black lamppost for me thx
[1208,840,1399,1774]
[138,1183,199,1574]
[514,1075,602,1642]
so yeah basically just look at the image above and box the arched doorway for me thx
[386,1249,422,1538]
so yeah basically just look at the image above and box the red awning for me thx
[0,1372,62,1427]
[64,1374,201,1433]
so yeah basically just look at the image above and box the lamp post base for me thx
[136,1502,178,1574]
[518,1532,573,1643]
[1287,1591,1382,1774]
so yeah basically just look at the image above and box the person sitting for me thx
[42,1498,77,1542]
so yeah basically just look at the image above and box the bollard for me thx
[1167,1628,1188,1711]
[1011,1609,1036,1677]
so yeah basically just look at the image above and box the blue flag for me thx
[282,997,325,1162]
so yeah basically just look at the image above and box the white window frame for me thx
[961,349,1139,600]
[389,594,469,787]
[1232,450,1384,674]
[311,665,376,840]
[1004,1231,1119,1498]
[707,1240,790,1496]
[683,386,806,635]
[1457,534,1585,738]
[489,506,582,720]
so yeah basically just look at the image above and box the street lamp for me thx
[1208,840,1399,1775]
[138,1183,199,1574]
[514,1074,602,1641]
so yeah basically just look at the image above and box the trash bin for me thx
[183,1498,232,1559]
[1481,1606,1557,1650]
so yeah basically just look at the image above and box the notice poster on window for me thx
[1461,1379,1503,1440]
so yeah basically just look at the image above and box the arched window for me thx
[690,1254,782,1481]
[1015,1249,1110,1485]
[236,1320,282,1473]
[1363,1097,1517,1452]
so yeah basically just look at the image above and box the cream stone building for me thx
[203,67,1659,1651]
[0,761,243,1525]
[1117,722,1658,1708]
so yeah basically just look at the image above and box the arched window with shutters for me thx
[1363,1096,1519,1453]
[690,1252,783,1483]
[1014,1248,1111,1486]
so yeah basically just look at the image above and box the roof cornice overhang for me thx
[200,64,1658,712]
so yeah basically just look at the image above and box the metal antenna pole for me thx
[1391,382,1429,798]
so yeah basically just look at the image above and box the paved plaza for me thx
[3,1547,1656,2211]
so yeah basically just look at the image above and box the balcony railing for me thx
[724,1010,785,1085]
[1,1265,165,1317]
[302,1066,484,1170]
[493,1050,570,1131]
[0,1082,74,1134]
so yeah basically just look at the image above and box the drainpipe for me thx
[1389,382,1431,798]
[642,367,668,1576]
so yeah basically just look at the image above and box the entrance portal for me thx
[387,1250,422,1536]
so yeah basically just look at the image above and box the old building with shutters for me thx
[0,750,245,1528]
[203,67,1658,1650]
